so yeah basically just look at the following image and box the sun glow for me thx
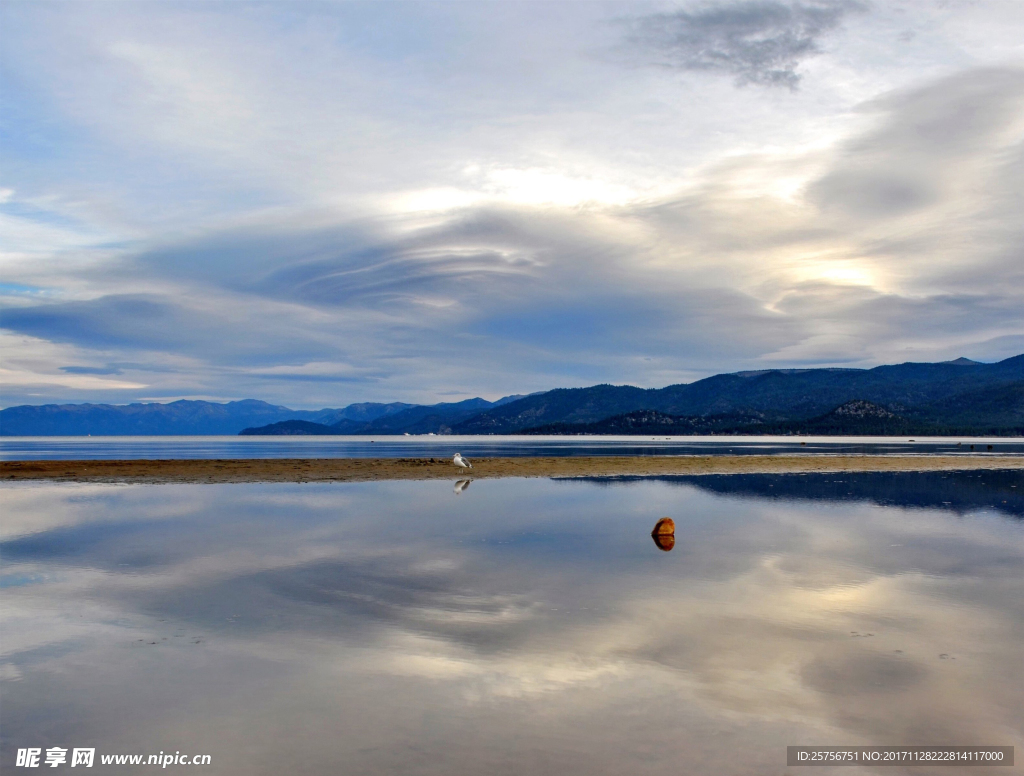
[791,258,880,289]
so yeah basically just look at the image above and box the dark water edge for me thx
[569,470,1024,519]
[2,434,1024,460]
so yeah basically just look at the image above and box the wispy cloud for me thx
[59,365,123,376]
[1,2,1021,407]
[624,1,866,89]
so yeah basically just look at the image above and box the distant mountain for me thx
[241,398,508,436]
[0,395,522,437]
[4,356,1022,436]
[455,355,1024,434]
[521,401,917,436]
[779,400,917,435]
[338,398,496,434]
[238,420,341,436]
[522,409,767,435]
[243,356,1024,436]
[454,384,654,433]
[753,401,919,435]
[313,402,416,425]
[906,381,1024,431]
[1,394,539,436]
[0,399,309,436]
[523,395,1024,437]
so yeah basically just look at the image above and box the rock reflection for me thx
[651,517,675,551]
[651,533,674,551]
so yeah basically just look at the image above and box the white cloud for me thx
[1,2,1022,406]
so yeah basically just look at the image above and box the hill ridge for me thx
[3,355,1022,436]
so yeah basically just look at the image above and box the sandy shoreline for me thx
[2,455,1023,484]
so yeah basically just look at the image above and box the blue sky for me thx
[1,0,1023,408]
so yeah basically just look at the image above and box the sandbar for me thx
[2,455,1023,484]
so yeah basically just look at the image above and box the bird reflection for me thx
[651,517,675,551]
[454,479,472,495]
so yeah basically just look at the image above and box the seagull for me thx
[454,479,471,494]
[453,453,472,469]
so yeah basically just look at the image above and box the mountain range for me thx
[0,395,526,436]
[2,355,1022,436]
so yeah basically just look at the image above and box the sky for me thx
[1,0,1022,409]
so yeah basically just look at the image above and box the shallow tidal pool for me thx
[2,471,1022,775]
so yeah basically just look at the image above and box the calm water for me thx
[3,434,1023,460]
[2,472,1022,775]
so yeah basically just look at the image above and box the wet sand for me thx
[3,454,1022,483]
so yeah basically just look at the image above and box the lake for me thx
[2,435,1023,460]
[2,471,1022,774]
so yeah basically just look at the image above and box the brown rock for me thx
[651,517,675,552]
[651,517,675,536]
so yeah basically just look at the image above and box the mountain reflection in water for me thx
[2,471,1022,775]
[573,469,1024,519]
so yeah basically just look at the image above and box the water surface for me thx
[3,434,1022,460]
[2,472,1022,774]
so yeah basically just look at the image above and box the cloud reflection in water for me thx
[2,472,1022,775]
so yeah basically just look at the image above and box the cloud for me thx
[2,295,207,351]
[0,293,342,368]
[624,0,866,89]
[5,479,1023,761]
[59,365,123,375]
[1,0,1022,407]
[4,67,1023,406]
[809,67,1024,220]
